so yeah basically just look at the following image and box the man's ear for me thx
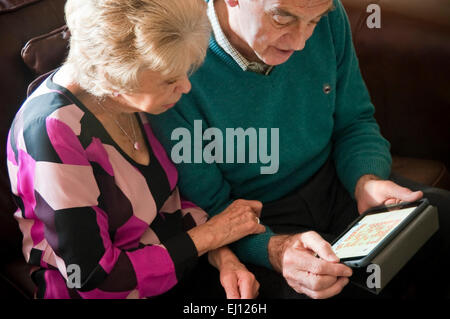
[225,0,239,8]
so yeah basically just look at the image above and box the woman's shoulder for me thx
[19,75,84,124]
[14,92,85,138]
[8,80,90,163]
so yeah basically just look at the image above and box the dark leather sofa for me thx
[0,0,449,299]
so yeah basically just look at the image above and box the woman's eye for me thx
[166,79,177,85]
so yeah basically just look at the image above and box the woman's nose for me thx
[176,76,192,94]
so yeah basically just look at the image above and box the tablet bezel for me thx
[331,198,429,268]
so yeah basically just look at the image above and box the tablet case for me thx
[349,205,439,295]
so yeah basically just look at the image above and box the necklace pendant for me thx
[134,141,140,150]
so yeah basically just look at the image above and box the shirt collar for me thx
[207,0,274,76]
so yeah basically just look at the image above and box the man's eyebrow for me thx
[318,3,336,18]
[270,7,295,17]
[270,3,336,20]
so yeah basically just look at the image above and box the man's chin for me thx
[259,48,295,66]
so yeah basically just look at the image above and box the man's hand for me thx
[268,232,352,299]
[354,174,423,214]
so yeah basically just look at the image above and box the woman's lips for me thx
[163,103,176,109]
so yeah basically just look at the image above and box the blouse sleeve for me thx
[6,105,198,299]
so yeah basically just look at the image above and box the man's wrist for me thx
[268,234,292,273]
[354,174,380,199]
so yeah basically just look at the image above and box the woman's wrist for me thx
[208,246,241,271]
[187,222,222,257]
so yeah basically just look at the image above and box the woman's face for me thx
[118,69,192,115]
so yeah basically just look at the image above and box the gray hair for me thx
[64,0,211,97]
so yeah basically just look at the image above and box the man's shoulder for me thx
[316,0,352,59]
[327,0,349,30]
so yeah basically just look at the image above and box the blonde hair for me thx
[64,0,211,97]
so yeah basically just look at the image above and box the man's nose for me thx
[290,23,308,51]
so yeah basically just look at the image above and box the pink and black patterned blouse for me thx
[6,72,208,299]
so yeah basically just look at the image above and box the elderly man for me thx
[149,0,450,298]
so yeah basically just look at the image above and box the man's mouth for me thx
[275,47,295,55]
[278,47,294,52]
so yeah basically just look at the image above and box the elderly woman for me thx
[6,0,265,299]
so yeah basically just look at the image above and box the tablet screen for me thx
[332,206,417,260]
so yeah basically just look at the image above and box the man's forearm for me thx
[229,229,276,269]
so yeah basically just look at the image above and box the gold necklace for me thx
[96,101,140,150]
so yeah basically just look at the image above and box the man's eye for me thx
[308,18,321,26]
[272,15,294,25]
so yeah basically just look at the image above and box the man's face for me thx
[232,0,334,65]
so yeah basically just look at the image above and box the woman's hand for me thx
[209,247,260,299]
[188,199,266,256]
[219,261,260,299]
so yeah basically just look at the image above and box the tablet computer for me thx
[331,199,429,268]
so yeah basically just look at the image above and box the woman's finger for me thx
[238,276,253,299]
[221,275,240,299]
[234,199,263,216]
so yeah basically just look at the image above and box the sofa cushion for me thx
[341,0,450,171]
[21,25,69,75]
[0,0,40,13]
[392,156,450,190]
[26,69,54,96]
[0,258,34,299]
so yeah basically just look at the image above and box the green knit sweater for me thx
[148,0,391,269]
